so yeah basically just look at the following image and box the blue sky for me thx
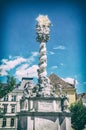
[0,0,86,94]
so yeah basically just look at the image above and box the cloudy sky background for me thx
[0,0,86,93]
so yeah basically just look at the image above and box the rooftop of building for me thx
[49,73,75,89]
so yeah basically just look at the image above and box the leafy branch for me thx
[0,75,16,98]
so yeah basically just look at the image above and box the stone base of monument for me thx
[17,97,71,130]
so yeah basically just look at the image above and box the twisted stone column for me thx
[39,42,47,79]
[36,15,54,97]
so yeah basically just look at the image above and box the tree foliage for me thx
[0,75,16,98]
[70,99,86,130]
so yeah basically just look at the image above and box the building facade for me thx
[0,88,23,130]
[49,73,76,106]
[0,77,35,130]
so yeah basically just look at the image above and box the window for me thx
[11,105,15,113]
[3,104,8,114]
[11,95,16,101]
[2,118,6,127]
[10,118,14,127]
[4,95,8,101]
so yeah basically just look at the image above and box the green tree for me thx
[0,75,16,98]
[70,99,86,130]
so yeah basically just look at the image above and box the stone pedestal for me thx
[28,97,61,112]
[17,97,71,130]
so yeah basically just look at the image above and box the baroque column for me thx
[36,15,54,97]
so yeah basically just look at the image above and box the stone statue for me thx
[20,98,28,111]
[58,84,62,96]
[63,92,69,112]
[23,81,34,98]
[63,99,69,112]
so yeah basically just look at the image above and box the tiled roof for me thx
[49,73,75,89]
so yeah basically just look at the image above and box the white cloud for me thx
[48,51,55,55]
[60,63,64,66]
[51,66,58,69]
[62,77,78,85]
[0,70,8,76]
[0,51,39,76]
[1,59,8,63]
[53,45,66,50]
[16,64,29,70]
[9,55,12,59]
[15,64,38,80]
[31,52,39,57]
[0,56,27,76]
[27,51,39,64]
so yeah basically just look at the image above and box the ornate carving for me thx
[36,15,51,43]
[23,82,34,98]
